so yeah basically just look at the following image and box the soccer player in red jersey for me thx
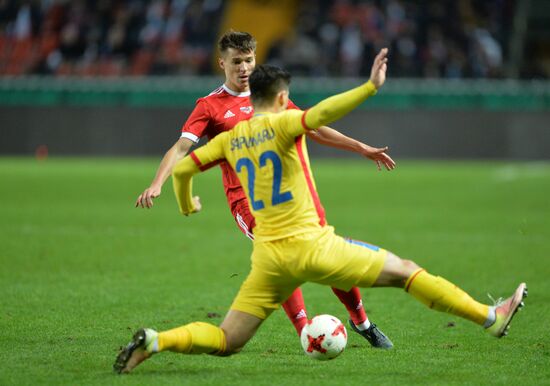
[135,31,396,348]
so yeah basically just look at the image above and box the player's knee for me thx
[377,252,421,287]
[402,259,421,275]
[393,259,421,284]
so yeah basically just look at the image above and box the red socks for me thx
[282,288,308,335]
[331,287,367,325]
[282,287,368,336]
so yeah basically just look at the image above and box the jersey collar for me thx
[253,111,272,117]
[222,84,251,97]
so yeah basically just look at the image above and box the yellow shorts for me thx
[230,226,387,320]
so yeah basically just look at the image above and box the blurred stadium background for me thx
[0,0,549,159]
[1,3,549,383]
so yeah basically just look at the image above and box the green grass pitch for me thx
[1,157,549,385]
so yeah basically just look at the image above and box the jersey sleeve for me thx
[181,99,211,143]
[172,134,227,215]
[187,132,227,171]
[304,80,377,129]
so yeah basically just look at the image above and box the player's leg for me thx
[114,237,295,374]
[331,286,393,349]
[219,310,263,353]
[113,243,292,375]
[302,229,526,338]
[331,238,391,348]
[372,251,527,336]
[113,312,263,374]
[373,251,490,324]
[331,287,367,327]
[143,310,263,356]
[114,276,280,374]
[281,288,308,335]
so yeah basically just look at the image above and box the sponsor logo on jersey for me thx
[240,106,253,114]
[224,110,236,119]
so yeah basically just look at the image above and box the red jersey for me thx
[181,84,298,212]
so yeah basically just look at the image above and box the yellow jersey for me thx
[188,109,325,241]
[172,79,378,241]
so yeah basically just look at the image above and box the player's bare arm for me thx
[302,48,390,165]
[136,137,194,209]
[306,126,396,171]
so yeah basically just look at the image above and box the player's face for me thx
[219,48,256,92]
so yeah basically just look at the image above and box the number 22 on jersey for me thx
[235,151,293,211]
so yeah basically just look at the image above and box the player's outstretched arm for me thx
[304,48,388,130]
[136,137,194,209]
[172,134,226,216]
[306,126,395,171]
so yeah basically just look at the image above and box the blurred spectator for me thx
[0,0,222,76]
[0,0,545,79]
[268,0,517,79]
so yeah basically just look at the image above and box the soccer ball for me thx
[300,314,347,360]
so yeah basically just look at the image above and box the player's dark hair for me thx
[249,65,291,106]
[218,30,257,54]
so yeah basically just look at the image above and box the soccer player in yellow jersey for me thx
[136,31,395,347]
[114,48,527,374]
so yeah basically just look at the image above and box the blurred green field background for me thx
[1,157,549,386]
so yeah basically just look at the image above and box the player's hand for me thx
[359,144,396,171]
[192,196,202,213]
[369,48,388,89]
[184,196,202,216]
[135,186,161,208]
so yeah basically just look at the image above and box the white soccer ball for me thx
[300,314,347,360]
